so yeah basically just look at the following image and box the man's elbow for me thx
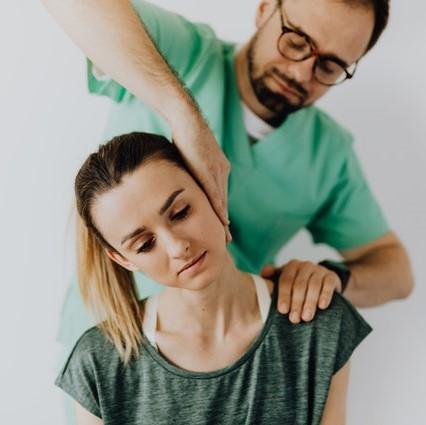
[396,273,415,300]
[385,240,414,300]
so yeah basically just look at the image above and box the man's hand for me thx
[42,0,232,243]
[261,260,342,324]
[172,117,232,242]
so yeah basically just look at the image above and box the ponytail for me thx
[76,214,144,364]
[74,132,188,363]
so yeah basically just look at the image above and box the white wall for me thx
[0,0,424,423]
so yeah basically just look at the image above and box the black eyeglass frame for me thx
[275,0,358,86]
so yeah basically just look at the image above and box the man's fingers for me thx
[289,267,312,324]
[319,274,338,309]
[195,153,230,227]
[261,264,277,278]
[214,159,231,225]
[273,261,340,323]
[225,225,232,243]
[276,269,295,315]
[203,181,228,225]
[301,274,324,322]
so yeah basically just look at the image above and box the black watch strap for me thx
[318,260,351,293]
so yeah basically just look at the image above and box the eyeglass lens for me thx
[278,32,348,85]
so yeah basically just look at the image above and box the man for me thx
[44,0,412,340]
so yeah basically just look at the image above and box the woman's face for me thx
[92,160,228,290]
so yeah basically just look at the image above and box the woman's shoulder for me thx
[57,326,119,379]
[276,292,372,339]
[314,292,372,334]
[272,292,372,374]
[70,326,113,355]
[312,293,372,372]
[55,326,119,419]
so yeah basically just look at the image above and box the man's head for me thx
[243,0,389,122]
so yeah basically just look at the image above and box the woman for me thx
[56,132,371,425]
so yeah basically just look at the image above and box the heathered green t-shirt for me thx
[56,283,372,425]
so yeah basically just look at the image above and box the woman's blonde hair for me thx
[75,132,190,363]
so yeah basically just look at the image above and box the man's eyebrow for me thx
[285,15,350,68]
[120,188,185,246]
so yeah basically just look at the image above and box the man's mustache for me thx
[268,67,308,100]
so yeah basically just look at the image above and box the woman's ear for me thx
[255,0,276,29]
[105,248,139,272]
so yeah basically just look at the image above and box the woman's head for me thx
[77,131,227,286]
[75,132,227,362]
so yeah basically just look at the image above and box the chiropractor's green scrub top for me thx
[57,0,388,350]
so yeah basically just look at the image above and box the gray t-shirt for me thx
[55,284,371,425]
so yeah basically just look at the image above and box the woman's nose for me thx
[163,232,190,259]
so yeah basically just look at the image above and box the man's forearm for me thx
[41,0,201,132]
[343,242,414,307]
[43,0,232,230]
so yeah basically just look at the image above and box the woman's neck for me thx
[157,255,258,341]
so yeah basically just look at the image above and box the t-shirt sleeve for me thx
[307,143,389,250]
[318,293,373,374]
[87,0,219,103]
[55,329,102,418]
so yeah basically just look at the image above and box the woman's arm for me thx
[320,362,350,425]
[75,402,104,425]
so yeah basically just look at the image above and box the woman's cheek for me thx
[131,252,160,281]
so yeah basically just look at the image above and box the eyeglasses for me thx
[276,0,357,86]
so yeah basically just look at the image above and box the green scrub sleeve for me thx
[307,145,389,251]
[87,0,218,103]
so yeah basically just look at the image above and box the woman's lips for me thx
[178,251,207,276]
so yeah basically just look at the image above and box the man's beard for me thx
[247,36,309,125]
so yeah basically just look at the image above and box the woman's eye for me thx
[136,237,155,254]
[171,205,191,221]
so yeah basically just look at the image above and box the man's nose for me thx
[287,56,316,84]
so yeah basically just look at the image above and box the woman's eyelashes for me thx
[136,237,155,254]
[136,205,191,254]
[171,204,191,221]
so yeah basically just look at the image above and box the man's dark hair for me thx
[344,0,390,52]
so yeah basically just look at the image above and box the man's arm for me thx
[41,0,231,237]
[341,231,414,307]
[42,0,194,126]
[262,231,413,323]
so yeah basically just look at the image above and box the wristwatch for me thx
[318,260,351,294]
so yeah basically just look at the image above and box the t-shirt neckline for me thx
[140,278,278,380]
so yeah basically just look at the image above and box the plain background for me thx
[1,0,425,423]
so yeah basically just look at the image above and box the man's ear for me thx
[105,248,139,272]
[255,0,276,29]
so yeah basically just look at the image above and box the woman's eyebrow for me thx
[121,226,146,246]
[120,188,185,246]
[159,188,185,215]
